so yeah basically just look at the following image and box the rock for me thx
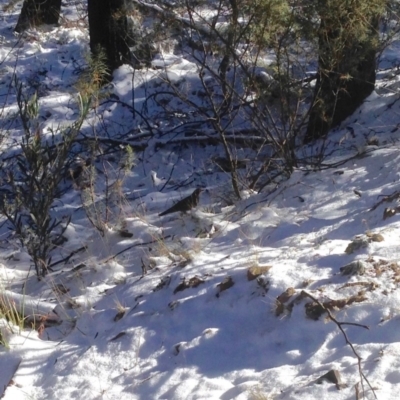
[109,332,126,342]
[316,369,347,390]
[119,229,133,238]
[340,260,367,276]
[216,276,234,297]
[367,136,379,146]
[275,287,296,316]
[305,301,326,320]
[277,287,296,303]
[256,277,270,292]
[153,276,171,292]
[173,276,205,294]
[383,207,397,220]
[345,238,369,254]
[247,265,272,281]
[369,233,384,242]
[114,310,125,322]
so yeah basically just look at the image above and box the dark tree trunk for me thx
[87,0,132,80]
[15,0,61,33]
[305,16,380,143]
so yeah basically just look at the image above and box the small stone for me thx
[173,276,205,294]
[370,233,384,242]
[345,238,369,254]
[109,332,126,341]
[305,301,326,320]
[317,369,347,390]
[119,230,133,238]
[168,300,179,310]
[114,310,125,322]
[216,276,234,297]
[340,260,367,276]
[383,207,396,220]
[367,137,379,146]
[247,265,272,281]
[277,287,296,304]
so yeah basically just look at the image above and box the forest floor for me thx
[2,2,400,400]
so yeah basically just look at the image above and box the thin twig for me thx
[49,246,87,269]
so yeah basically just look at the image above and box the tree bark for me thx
[305,12,380,143]
[15,0,61,33]
[87,0,132,80]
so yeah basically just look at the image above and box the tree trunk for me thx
[87,0,132,80]
[305,11,380,143]
[15,0,61,33]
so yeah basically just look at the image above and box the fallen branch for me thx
[104,235,172,263]
[49,246,87,269]
[301,290,376,400]
[370,190,400,211]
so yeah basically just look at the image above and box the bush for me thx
[0,80,91,278]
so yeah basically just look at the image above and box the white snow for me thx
[1,2,400,400]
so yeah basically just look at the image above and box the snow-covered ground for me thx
[2,2,400,400]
